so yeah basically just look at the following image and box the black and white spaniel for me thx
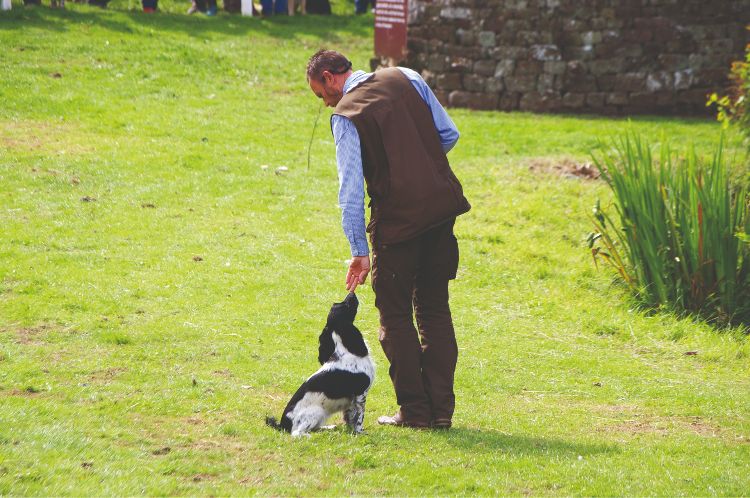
[266,293,375,436]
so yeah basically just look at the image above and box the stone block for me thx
[486,77,505,93]
[589,58,625,76]
[531,44,562,61]
[564,45,596,60]
[437,73,463,91]
[478,31,496,47]
[474,59,497,77]
[606,92,629,105]
[430,26,456,43]
[597,75,617,92]
[440,7,472,20]
[427,54,449,72]
[623,28,653,44]
[515,60,543,76]
[456,28,475,46]
[421,70,436,87]
[505,74,538,92]
[582,31,603,45]
[499,92,520,111]
[520,92,547,112]
[481,14,507,32]
[564,72,598,93]
[494,59,516,78]
[674,69,695,90]
[463,74,486,92]
[537,74,556,92]
[629,92,658,110]
[445,45,481,58]
[490,46,528,60]
[562,92,585,108]
[676,88,711,106]
[693,69,727,88]
[468,92,499,110]
[620,72,646,92]
[615,44,643,58]
[586,92,606,108]
[592,17,607,30]
[448,90,471,107]
[449,57,474,73]
[544,61,567,75]
[646,71,674,92]
[705,38,735,54]
[518,30,552,45]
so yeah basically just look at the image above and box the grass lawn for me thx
[1,2,749,495]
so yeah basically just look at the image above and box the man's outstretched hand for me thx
[346,255,371,292]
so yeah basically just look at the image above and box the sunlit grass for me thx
[1,3,749,495]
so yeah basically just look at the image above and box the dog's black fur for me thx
[266,293,374,436]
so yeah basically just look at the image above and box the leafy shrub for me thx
[707,28,750,145]
[587,134,750,326]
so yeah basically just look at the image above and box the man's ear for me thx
[321,70,334,86]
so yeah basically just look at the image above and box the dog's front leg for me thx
[345,394,367,434]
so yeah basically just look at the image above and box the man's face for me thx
[309,71,343,108]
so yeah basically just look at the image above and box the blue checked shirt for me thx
[332,67,460,257]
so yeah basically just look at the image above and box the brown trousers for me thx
[371,219,459,424]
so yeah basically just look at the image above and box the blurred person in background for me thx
[261,0,287,15]
[354,0,374,14]
[187,0,218,15]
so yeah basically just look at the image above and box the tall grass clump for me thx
[588,134,750,326]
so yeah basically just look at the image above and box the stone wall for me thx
[403,0,750,115]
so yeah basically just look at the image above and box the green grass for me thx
[1,3,749,495]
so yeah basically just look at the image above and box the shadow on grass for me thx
[0,4,372,41]
[434,427,619,458]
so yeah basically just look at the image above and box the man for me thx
[306,50,470,429]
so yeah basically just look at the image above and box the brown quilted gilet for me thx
[333,67,471,246]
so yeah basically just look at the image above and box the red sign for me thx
[374,0,408,62]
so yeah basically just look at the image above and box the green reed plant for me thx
[588,134,750,326]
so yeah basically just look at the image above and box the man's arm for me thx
[399,67,460,153]
[332,114,370,291]
[332,114,369,257]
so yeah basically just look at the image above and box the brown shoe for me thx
[377,411,430,429]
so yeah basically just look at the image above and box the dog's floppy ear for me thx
[318,325,335,364]
[337,324,369,357]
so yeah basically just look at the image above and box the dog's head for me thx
[318,293,367,364]
[328,291,359,324]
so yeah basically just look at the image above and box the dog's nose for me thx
[345,292,359,307]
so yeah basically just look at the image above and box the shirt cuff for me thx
[347,229,369,257]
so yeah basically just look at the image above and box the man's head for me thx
[306,49,353,108]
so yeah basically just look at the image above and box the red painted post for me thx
[374,0,408,65]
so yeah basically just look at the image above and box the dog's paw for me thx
[319,425,337,431]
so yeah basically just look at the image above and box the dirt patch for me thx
[88,367,127,383]
[8,387,43,397]
[11,324,52,345]
[528,158,601,180]
[606,415,724,438]
[185,416,206,425]
[0,120,91,155]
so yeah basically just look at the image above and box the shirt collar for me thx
[343,70,371,94]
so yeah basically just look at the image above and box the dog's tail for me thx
[265,416,289,432]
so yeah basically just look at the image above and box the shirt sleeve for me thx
[400,67,460,153]
[331,114,369,257]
